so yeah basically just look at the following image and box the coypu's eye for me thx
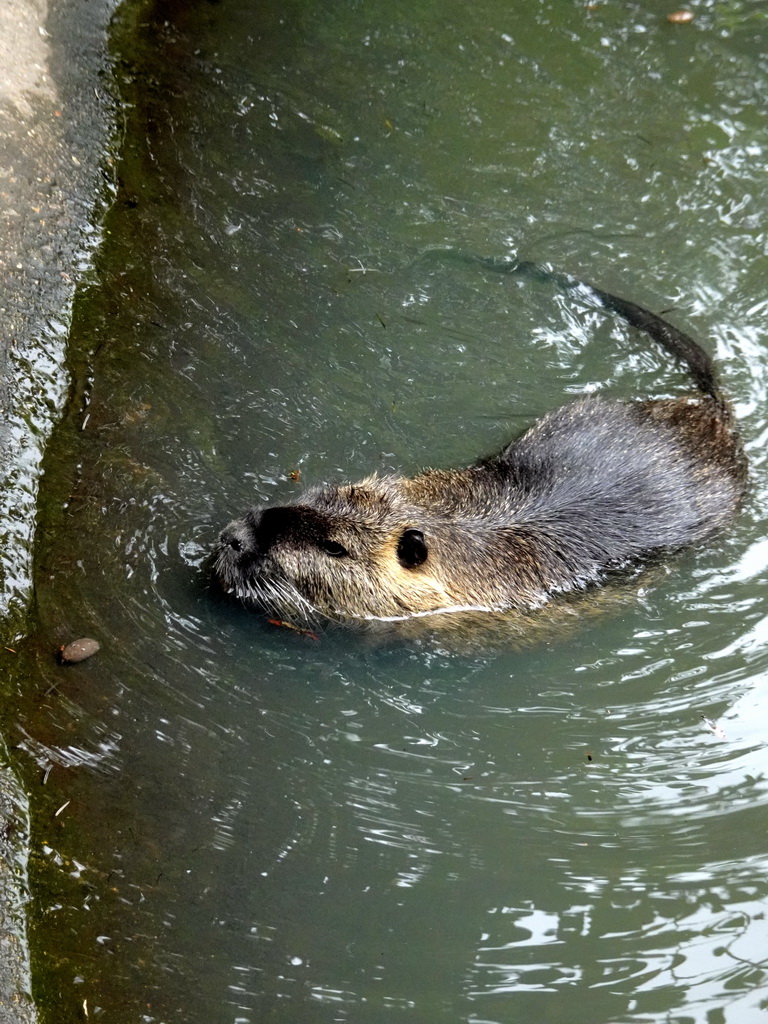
[320,538,349,558]
[397,529,428,568]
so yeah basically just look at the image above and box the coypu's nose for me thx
[219,518,256,555]
[219,508,286,556]
[220,506,326,556]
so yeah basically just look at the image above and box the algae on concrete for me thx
[0,0,124,1019]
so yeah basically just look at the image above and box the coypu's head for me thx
[215,475,474,622]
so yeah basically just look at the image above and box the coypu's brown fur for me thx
[215,267,746,625]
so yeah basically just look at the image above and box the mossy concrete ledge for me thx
[0,0,123,1019]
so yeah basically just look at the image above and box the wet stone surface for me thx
[0,0,122,1020]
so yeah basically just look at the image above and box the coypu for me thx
[215,260,746,625]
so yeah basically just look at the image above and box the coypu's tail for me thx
[429,252,723,406]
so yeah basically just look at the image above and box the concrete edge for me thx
[0,0,126,1018]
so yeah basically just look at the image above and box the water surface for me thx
[9,1,768,1021]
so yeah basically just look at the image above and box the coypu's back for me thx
[214,265,746,627]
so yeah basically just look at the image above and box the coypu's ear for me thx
[397,529,428,568]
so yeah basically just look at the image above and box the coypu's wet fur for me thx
[215,261,746,626]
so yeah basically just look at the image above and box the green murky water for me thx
[8,0,768,1020]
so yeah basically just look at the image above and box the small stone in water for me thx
[58,638,101,664]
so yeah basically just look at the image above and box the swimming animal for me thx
[214,260,745,625]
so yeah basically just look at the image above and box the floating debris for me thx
[701,715,728,741]
[267,619,319,641]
